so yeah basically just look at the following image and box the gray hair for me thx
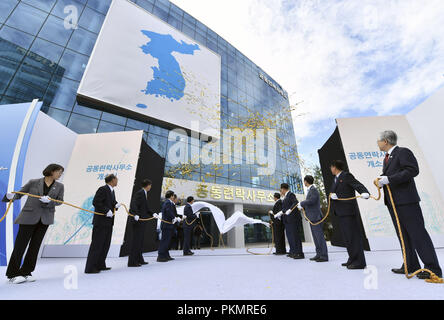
[379,130,397,145]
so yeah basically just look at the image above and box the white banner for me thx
[45,130,143,246]
[78,0,221,138]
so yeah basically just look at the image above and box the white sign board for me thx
[78,0,221,138]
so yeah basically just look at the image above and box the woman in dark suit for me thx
[2,164,64,284]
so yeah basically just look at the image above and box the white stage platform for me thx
[1,244,444,300]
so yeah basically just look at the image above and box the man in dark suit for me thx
[330,160,370,269]
[128,179,153,267]
[183,196,198,256]
[157,190,180,262]
[376,130,442,279]
[274,183,304,259]
[85,174,120,274]
[298,175,328,262]
[268,193,286,255]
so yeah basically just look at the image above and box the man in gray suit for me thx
[2,164,65,284]
[298,175,328,262]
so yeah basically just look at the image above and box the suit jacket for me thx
[300,186,324,222]
[330,171,368,216]
[382,146,421,206]
[2,178,64,225]
[270,199,283,225]
[184,203,198,224]
[92,185,117,227]
[281,191,301,224]
[161,200,176,230]
[129,189,153,220]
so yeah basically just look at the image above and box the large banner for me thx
[0,100,41,266]
[337,116,444,249]
[45,131,142,248]
[78,0,221,138]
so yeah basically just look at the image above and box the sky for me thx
[171,0,444,173]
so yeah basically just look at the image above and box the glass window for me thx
[45,76,78,111]
[167,15,181,30]
[147,132,167,158]
[22,0,56,12]
[38,14,73,47]
[0,0,18,24]
[78,7,105,33]
[181,24,194,38]
[126,118,149,131]
[86,0,112,15]
[56,49,89,81]
[149,123,169,137]
[101,111,127,125]
[44,106,71,126]
[67,27,97,55]
[0,25,34,50]
[153,5,168,22]
[5,64,52,101]
[24,38,64,75]
[97,120,125,133]
[67,113,99,134]
[6,2,47,36]
[135,0,154,13]
[72,103,102,118]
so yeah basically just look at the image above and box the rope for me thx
[246,211,275,255]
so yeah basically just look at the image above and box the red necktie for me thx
[384,153,389,164]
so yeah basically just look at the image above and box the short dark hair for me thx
[331,160,346,171]
[42,164,64,177]
[165,190,174,199]
[273,192,281,199]
[141,179,152,188]
[304,175,314,185]
[280,183,289,190]
[105,174,117,183]
[173,193,177,199]
[187,196,194,203]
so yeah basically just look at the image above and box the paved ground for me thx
[1,245,443,300]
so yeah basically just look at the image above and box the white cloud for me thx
[171,0,444,145]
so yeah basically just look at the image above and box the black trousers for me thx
[387,202,442,276]
[85,224,113,272]
[128,221,146,266]
[6,221,48,279]
[158,227,174,259]
[183,221,196,254]
[272,219,286,254]
[310,223,328,260]
[284,219,303,255]
[337,214,366,267]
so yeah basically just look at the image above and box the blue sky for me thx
[172,0,444,172]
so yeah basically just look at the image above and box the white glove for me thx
[6,193,14,200]
[153,213,159,219]
[196,211,200,218]
[176,217,182,223]
[285,209,292,215]
[134,215,140,221]
[361,193,370,199]
[115,203,121,209]
[378,176,389,187]
[106,210,113,218]
[297,203,302,210]
[274,211,283,218]
[39,196,51,203]
[268,210,273,215]
[330,193,338,200]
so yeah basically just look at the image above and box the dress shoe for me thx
[167,257,175,261]
[140,262,148,265]
[315,258,329,262]
[293,254,305,259]
[157,257,169,262]
[416,271,442,279]
[128,264,142,267]
[85,269,101,274]
[341,262,351,267]
[391,267,405,274]
[347,264,366,270]
[184,252,194,256]
[273,252,286,255]
[310,256,320,261]
[100,267,112,271]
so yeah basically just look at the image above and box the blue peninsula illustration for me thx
[137,30,200,108]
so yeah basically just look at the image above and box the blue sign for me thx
[0,100,41,266]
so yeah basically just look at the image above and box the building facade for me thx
[0,0,305,246]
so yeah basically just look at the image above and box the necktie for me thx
[384,153,389,164]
